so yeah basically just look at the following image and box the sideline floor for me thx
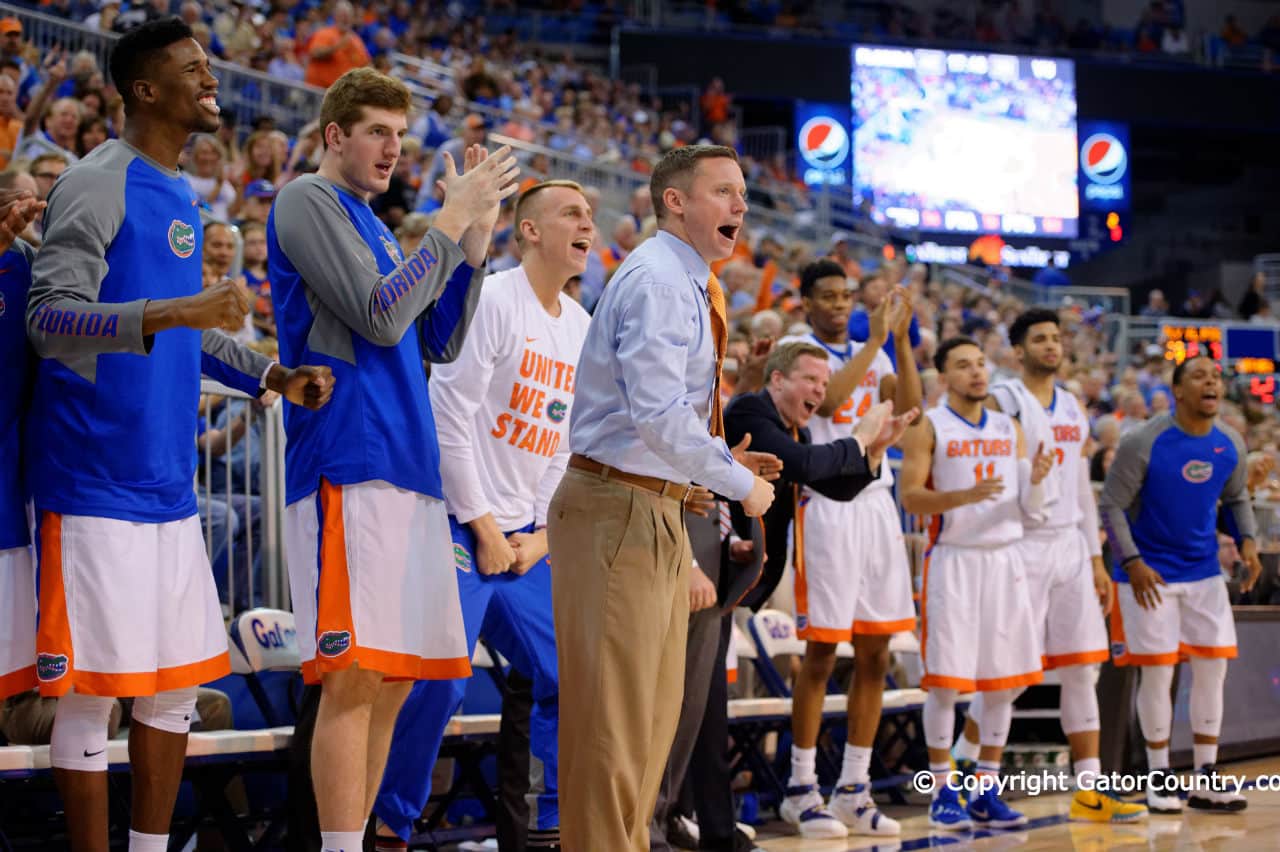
[753,756,1280,851]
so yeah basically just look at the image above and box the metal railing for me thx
[0,1,325,134]
[199,380,288,615]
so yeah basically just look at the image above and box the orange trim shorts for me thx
[1019,527,1109,670]
[285,479,471,684]
[1110,574,1236,667]
[794,487,916,643]
[0,545,36,700]
[34,512,230,698]
[921,541,1043,692]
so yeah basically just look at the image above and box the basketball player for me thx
[0,192,43,706]
[776,259,921,839]
[371,180,594,851]
[268,67,518,851]
[25,21,333,852]
[1100,354,1260,813]
[951,309,1147,823]
[899,337,1052,831]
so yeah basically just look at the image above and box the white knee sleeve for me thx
[964,691,984,727]
[132,687,198,735]
[1188,657,1228,738]
[977,688,1020,747]
[924,688,959,749]
[51,692,117,772]
[1136,664,1174,743]
[1057,664,1101,736]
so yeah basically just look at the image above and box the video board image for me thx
[852,45,1078,239]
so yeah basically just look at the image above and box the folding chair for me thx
[227,608,302,728]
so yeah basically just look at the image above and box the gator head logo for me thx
[317,630,352,658]
[37,652,69,681]
[1182,460,1213,484]
[380,234,404,264]
[1110,641,1126,659]
[454,543,472,573]
[168,219,196,258]
[546,399,568,423]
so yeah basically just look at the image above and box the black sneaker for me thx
[667,814,700,850]
[732,826,765,852]
[1187,766,1248,813]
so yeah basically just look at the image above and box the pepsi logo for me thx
[1081,133,1127,185]
[799,116,849,170]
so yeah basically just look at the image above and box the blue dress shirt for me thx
[569,230,755,500]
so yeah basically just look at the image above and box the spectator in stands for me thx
[1162,25,1190,55]
[626,184,654,230]
[0,18,35,107]
[240,221,275,337]
[419,112,486,208]
[700,76,732,130]
[1140,288,1169,317]
[184,133,236,220]
[113,0,171,33]
[74,114,108,158]
[1239,271,1267,320]
[1222,14,1248,47]
[84,0,123,33]
[410,92,453,148]
[27,152,66,240]
[850,270,921,365]
[1116,390,1149,434]
[238,179,276,227]
[598,216,637,276]
[304,0,371,89]
[18,56,82,163]
[0,73,19,168]
[0,168,40,244]
[393,211,431,259]
[826,231,861,279]
[203,221,257,345]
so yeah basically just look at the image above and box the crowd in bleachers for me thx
[3,1,1280,609]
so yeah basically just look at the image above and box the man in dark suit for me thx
[725,340,917,610]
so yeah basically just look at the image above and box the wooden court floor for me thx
[750,756,1280,851]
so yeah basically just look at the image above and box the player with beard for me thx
[25,20,334,851]
[899,337,1052,831]
[1101,355,1260,814]
[775,260,921,839]
[950,309,1147,822]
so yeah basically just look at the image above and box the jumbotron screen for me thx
[851,45,1078,239]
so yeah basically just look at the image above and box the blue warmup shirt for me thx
[25,141,273,523]
[1099,413,1255,584]
[268,174,482,505]
[0,240,35,549]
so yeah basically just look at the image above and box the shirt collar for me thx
[656,229,711,288]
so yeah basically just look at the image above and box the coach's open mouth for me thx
[570,237,592,257]
[803,399,818,415]
[718,224,739,241]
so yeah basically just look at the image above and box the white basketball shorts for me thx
[285,479,470,684]
[1019,527,1109,670]
[35,512,230,697]
[0,545,36,699]
[794,488,916,643]
[1110,574,1235,667]
[921,542,1043,692]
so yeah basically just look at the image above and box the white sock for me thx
[837,744,873,788]
[321,830,366,852]
[1073,757,1101,788]
[1193,743,1218,771]
[789,745,818,787]
[952,732,980,763]
[976,759,1000,779]
[1146,746,1169,771]
[929,760,950,799]
[127,830,169,852]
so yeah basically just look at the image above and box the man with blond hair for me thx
[268,66,518,852]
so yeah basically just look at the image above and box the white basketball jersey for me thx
[925,406,1023,548]
[990,381,1087,533]
[780,333,896,491]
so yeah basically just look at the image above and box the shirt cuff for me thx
[259,361,278,391]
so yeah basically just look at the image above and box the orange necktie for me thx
[707,272,728,439]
